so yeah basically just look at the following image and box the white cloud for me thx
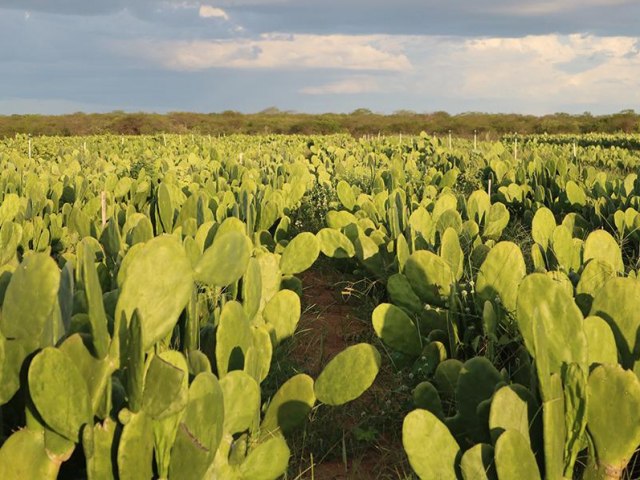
[114,31,640,113]
[199,5,229,20]
[129,33,412,71]
[495,0,631,16]
[386,33,640,112]
[301,76,381,95]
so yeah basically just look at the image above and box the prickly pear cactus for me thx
[476,241,526,314]
[314,343,381,406]
[372,303,422,356]
[404,250,454,307]
[28,347,92,442]
[583,230,623,273]
[403,409,460,480]
[279,232,320,275]
[116,236,193,350]
[586,364,640,479]
[516,273,587,377]
[195,230,252,287]
[460,443,497,480]
[494,430,541,480]
[590,277,640,371]
[531,207,556,251]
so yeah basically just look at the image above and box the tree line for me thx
[0,109,638,138]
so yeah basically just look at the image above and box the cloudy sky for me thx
[1,0,639,114]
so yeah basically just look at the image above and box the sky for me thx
[0,0,639,115]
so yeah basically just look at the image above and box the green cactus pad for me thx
[28,347,91,442]
[316,228,355,259]
[169,372,225,480]
[216,301,252,378]
[460,443,497,480]
[583,230,623,273]
[412,382,444,420]
[386,273,424,315]
[452,357,504,445]
[239,434,291,480]
[402,409,460,480]
[242,258,262,320]
[440,227,464,281]
[195,230,252,287]
[326,210,358,229]
[476,241,526,314]
[117,411,154,480]
[0,429,60,479]
[494,430,541,480]
[83,418,117,480]
[583,316,618,366]
[80,244,110,359]
[125,311,144,413]
[576,259,615,314]
[116,236,193,350]
[261,374,316,436]
[372,303,422,356]
[587,364,640,477]
[1,252,59,341]
[516,273,587,373]
[336,180,356,211]
[434,359,464,402]
[262,289,301,345]
[142,352,188,419]
[244,325,273,384]
[279,232,320,275]
[562,363,588,477]
[467,190,491,224]
[220,370,260,435]
[489,386,530,445]
[531,207,556,251]
[315,343,381,406]
[483,203,510,241]
[59,334,115,416]
[404,250,454,306]
[590,277,640,370]
[566,180,587,207]
[551,225,576,272]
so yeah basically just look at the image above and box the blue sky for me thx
[1,0,639,115]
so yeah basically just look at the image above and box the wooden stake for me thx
[101,192,107,228]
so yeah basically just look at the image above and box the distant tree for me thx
[393,109,417,116]
[259,107,281,115]
[350,108,374,115]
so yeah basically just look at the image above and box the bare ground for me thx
[283,266,413,480]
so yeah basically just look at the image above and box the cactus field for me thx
[1,132,640,479]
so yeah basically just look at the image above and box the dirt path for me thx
[287,266,411,480]
[293,268,370,376]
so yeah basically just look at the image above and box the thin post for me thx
[488,178,492,197]
[448,130,452,149]
[573,142,577,158]
[101,192,107,228]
